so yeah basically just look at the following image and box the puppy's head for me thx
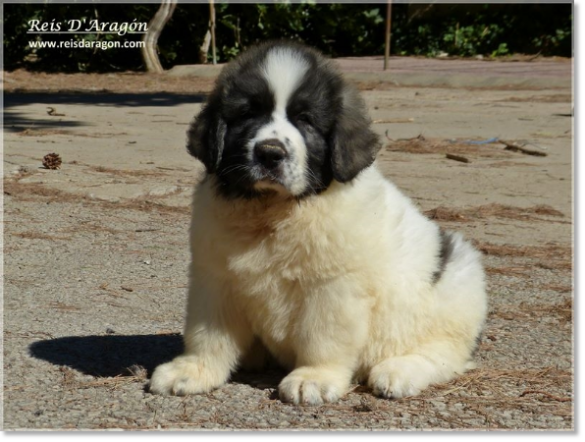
[187,40,380,199]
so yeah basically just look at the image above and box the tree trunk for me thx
[141,0,177,73]
[384,1,392,71]
[209,0,217,65]
[199,28,211,64]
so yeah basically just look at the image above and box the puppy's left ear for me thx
[330,88,381,183]
[186,96,226,174]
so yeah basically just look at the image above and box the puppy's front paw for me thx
[368,356,436,399]
[279,367,349,405]
[149,355,227,396]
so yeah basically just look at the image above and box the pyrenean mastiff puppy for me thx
[150,41,487,405]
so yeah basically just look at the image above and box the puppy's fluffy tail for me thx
[433,231,488,347]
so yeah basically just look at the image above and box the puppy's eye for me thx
[242,100,270,119]
[240,105,255,117]
[296,113,312,125]
[233,103,261,120]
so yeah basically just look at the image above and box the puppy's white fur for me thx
[150,165,487,404]
[247,48,310,195]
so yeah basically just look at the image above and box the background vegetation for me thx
[3,2,572,73]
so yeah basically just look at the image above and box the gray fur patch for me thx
[471,333,483,357]
[432,230,456,284]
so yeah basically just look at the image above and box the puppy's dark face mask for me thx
[187,41,381,200]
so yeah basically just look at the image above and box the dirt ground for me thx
[2,57,574,430]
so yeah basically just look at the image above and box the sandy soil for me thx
[2,58,573,430]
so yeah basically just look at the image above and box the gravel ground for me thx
[2,57,574,431]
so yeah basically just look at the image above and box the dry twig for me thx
[46,107,66,117]
[500,140,547,157]
[373,118,414,124]
[446,153,470,163]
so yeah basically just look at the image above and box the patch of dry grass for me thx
[491,299,573,325]
[338,366,573,429]
[539,284,573,293]
[413,367,573,429]
[486,264,573,278]
[386,135,510,159]
[424,203,565,223]
[475,241,571,260]
[88,165,172,178]
[3,179,189,216]
[498,94,572,103]
[48,301,82,312]
[16,128,128,138]
[59,366,148,392]
[5,69,216,94]
[485,160,536,168]
[12,231,71,241]
[477,241,572,274]
[17,129,77,137]
[422,367,572,401]
[4,180,78,202]
[486,265,533,278]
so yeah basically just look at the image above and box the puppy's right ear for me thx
[186,98,226,173]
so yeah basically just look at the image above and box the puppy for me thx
[150,41,487,404]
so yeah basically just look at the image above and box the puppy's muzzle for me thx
[254,139,287,169]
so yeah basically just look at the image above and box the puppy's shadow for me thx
[230,367,286,394]
[28,334,285,390]
[29,334,183,378]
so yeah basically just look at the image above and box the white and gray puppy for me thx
[150,41,487,405]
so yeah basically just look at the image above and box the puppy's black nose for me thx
[254,139,287,168]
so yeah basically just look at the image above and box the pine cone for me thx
[42,153,62,170]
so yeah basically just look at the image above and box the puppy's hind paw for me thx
[149,355,227,396]
[368,356,435,399]
[278,366,349,405]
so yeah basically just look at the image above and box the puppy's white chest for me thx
[236,269,303,367]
